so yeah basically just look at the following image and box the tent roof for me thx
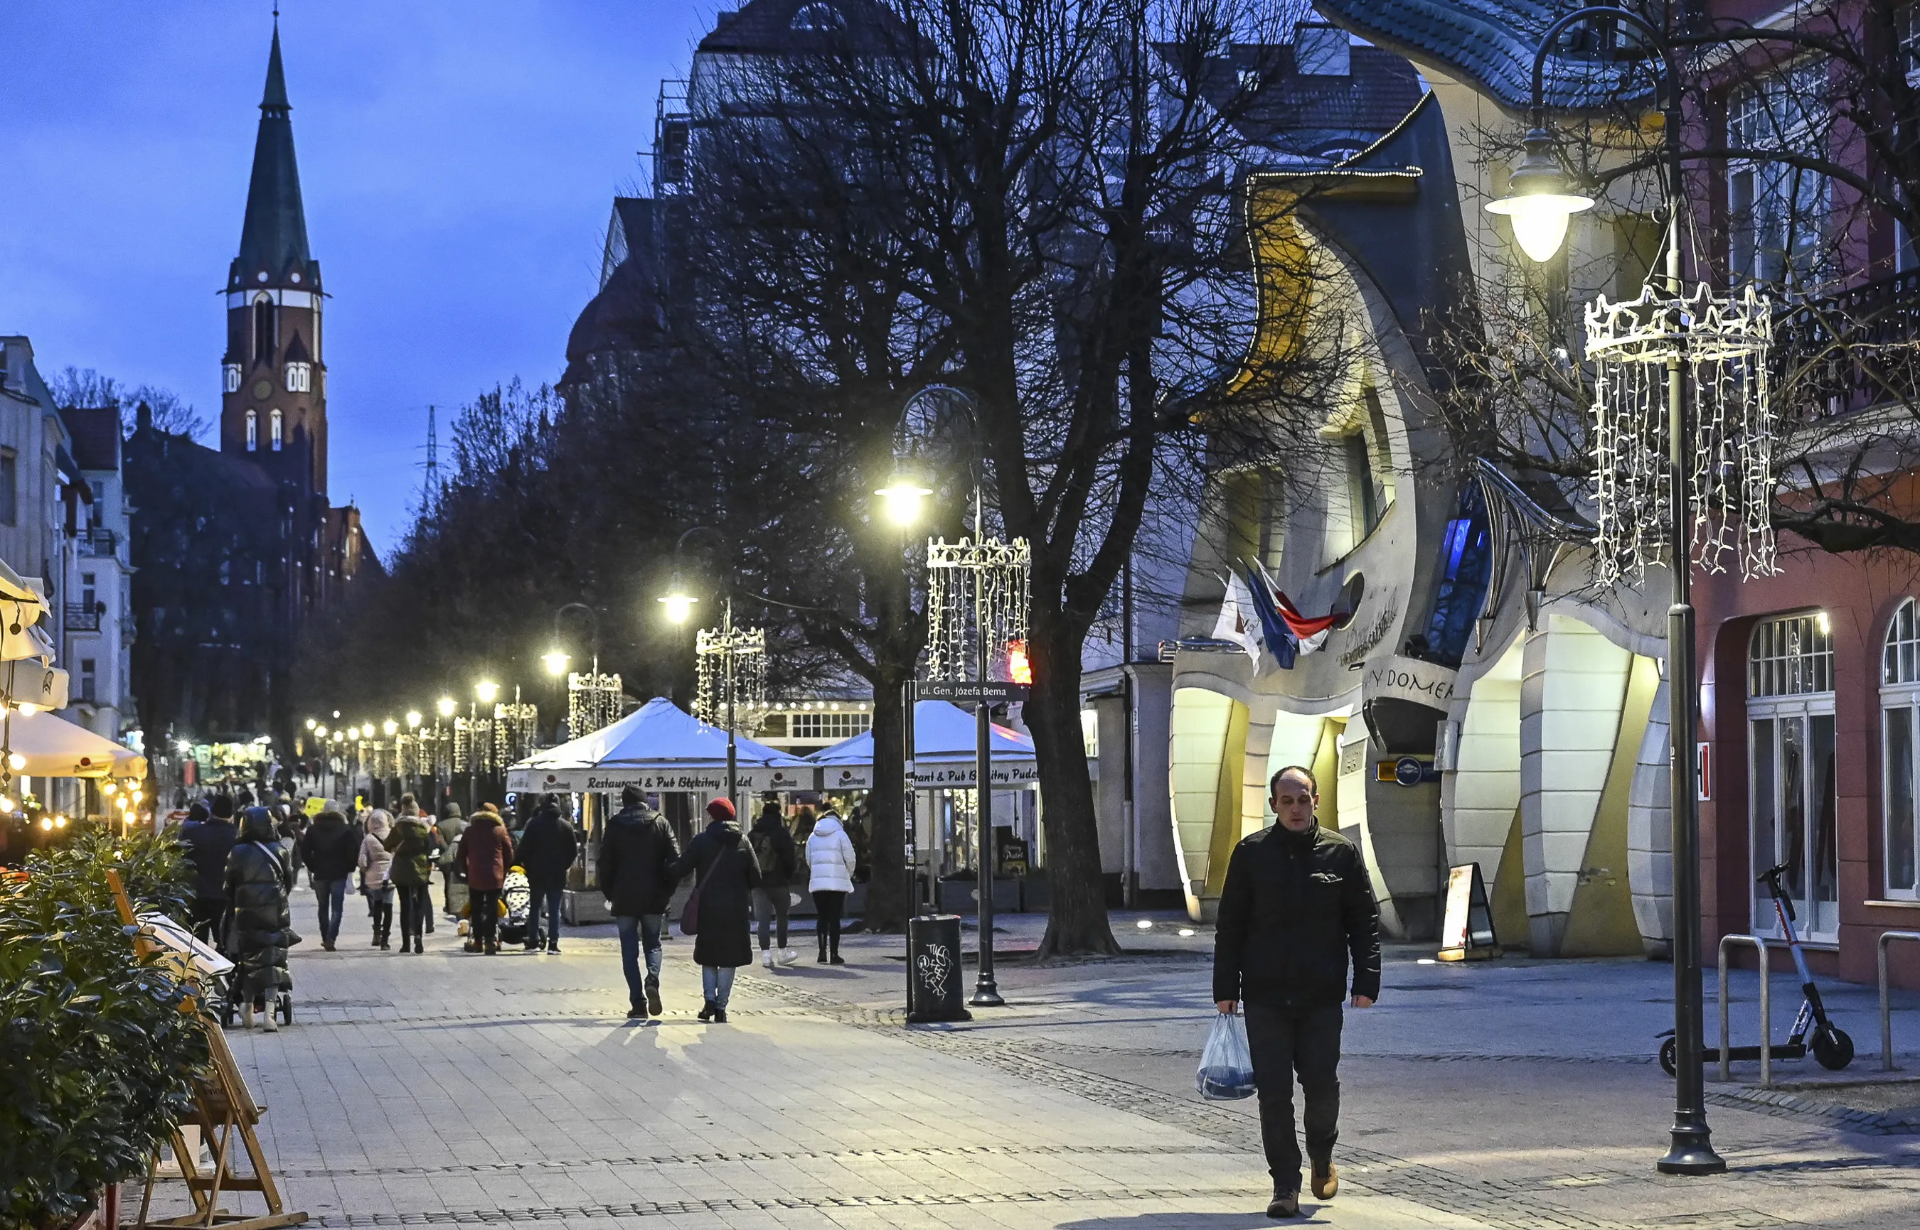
[514,697,811,772]
[809,700,1036,769]
[7,710,147,779]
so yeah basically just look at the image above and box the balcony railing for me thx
[64,603,101,633]
[1773,270,1920,421]
[74,527,119,557]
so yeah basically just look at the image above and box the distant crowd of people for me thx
[170,785,873,1028]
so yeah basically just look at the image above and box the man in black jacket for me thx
[517,796,580,953]
[178,795,239,948]
[598,786,680,1019]
[299,808,362,950]
[1214,766,1380,1219]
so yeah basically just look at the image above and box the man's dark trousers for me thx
[1244,1003,1342,1192]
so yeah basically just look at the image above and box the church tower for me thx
[221,23,327,496]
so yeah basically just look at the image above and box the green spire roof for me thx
[232,25,317,290]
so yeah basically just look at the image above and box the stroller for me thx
[498,868,532,947]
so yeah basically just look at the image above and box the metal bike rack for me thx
[1718,933,1772,1087]
[1878,931,1920,1071]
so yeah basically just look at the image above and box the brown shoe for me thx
[1310,1162,1338,1201]
[1266,1190,1299,1219]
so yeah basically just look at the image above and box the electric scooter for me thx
[1659,861,1853,1075]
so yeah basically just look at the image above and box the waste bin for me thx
[905,914,972,1024]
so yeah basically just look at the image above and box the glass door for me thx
[1749,709,1839,942]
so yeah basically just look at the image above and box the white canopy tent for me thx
[5,708,147,779]
[809,699,1053,790]
[506,697,815,794]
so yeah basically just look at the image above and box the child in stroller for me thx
[466,866,532,950]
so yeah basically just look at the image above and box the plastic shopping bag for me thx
[1195,1009,1257,1101]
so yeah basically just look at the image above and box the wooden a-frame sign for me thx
[1436,861,1501,962]
[106,870,308,1230]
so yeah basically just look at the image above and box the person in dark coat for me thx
[598,786,680,1019]
[382,799,438,954]
[456,804,514,954]
[1214,766,1381,1218]
[515,795,579,953]
[298,808,361,950]
[178,795,238,948]
[225,807,296,1030]
[748,800,797,968]
[670,798,761,1023]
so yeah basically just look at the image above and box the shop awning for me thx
[0,557,55,664]
[506,697,816,793]
[4,709,147,779]
[809,699,1066,790]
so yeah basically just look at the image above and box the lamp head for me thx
[406,710,422,729]
[305,717,316,730]
[314,724,328,739]
[659,575,698,625]
[1485,128,1593,263]
[476,680,500,705]
[437,696,457,719]
[875,466,934,528]
[383,719,398,738]
[542,648,570,676]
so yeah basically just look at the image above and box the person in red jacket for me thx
[456,803,515,955]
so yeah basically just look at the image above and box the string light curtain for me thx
[926,537,1031,682]
[567,672,623,738]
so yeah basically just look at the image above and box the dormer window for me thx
[270,409,284,451]
[286,362,311,393]
[245,409,258,452]
[792,2,844,30]
[224,363,241,393]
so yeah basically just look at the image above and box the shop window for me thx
[1882,598,1920,897]
[1748,611,1839,940]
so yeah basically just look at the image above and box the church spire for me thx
[230,21,317,292]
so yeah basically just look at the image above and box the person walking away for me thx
[436,802,468,921]
[225,807,296,1031]
[177,796,239,949]
[1213,766,1380,1219]
[458,803,514,955]
[275,797,304,889]
[598,786,679,1019]
[358,810,396,950]
[383,800,437,954]
[516,795,579,952]
[298,808,360,950]
[805,805,857,965]
[749,800,798,968]
[671,798,760,1022]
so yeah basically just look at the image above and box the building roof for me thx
[230,25,320,292]
[696,0,904,56]
[1180,40,1426,158]
[63,406,122,472]
[1314,1,1660,114]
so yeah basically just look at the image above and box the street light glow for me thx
[476,680,500,705]
[542,647,570,676]
[314,724,328,739]
[876,469,934,527]
[1485,129,1592,263]
[406,711,422,730]
[305,717,316,730]
[660,589,697,625]
[383,719,399,737]
[437,697,457,718]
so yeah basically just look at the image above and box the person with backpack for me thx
[358,810,396,950]
[382,797,437,954]
[298,808,360,950]
[748,800,798,968]
[515,795,579,953]
[805,804,858,965]
[670,798,761,1022]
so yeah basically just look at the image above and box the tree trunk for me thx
[863,672,910,933]
[1027,618,1119,958]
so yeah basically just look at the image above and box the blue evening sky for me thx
[0,1,715,554]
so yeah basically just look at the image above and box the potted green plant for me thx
[0,826,210,1230]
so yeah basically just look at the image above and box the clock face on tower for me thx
[253,379,273,399]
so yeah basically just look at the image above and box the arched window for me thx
[245,409,258,452]
[223,363,241,393]
[285,362,310,393]
[1748,612,1839,940]
[1882,599,1920,898]
[270,409,284,452]
[791,2,844,30]
[252,294,275,362]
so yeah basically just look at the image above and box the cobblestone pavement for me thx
[136,894,1920,1230]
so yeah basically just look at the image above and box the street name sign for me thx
[916,680,1030,703]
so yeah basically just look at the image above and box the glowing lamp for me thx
[475,680,500,705]
[542,648,570,676]
[1484,129,1592,263]
[876,469,934,528]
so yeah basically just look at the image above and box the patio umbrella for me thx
[506,696,815,793]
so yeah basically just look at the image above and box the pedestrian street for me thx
[129,888,1920,1230]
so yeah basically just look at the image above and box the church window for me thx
[224,363,241,393]
[285,362,311,393]
[271,409,284,451]
[245,410,258,452]
[252,295,276,363]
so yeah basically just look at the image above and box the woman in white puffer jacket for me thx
[805,810,857,965]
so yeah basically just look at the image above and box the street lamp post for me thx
[405,710,422,796]
[1491,7,1723,1175]
[436,697,456,812]
[545,603,602,744]
[660,531,757,815]
[471,681,500,817]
